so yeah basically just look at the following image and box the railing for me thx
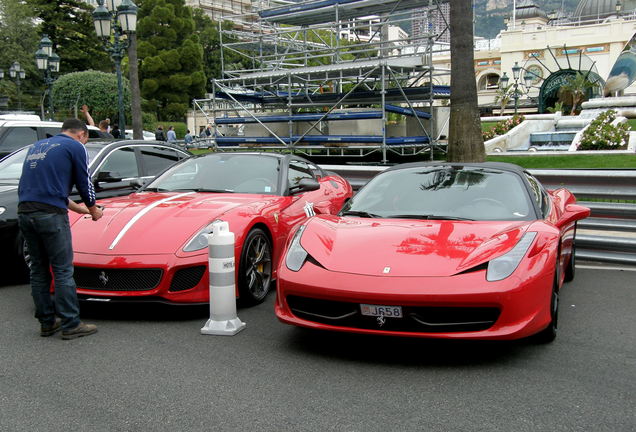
[321,165,636,266]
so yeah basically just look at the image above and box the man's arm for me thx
[81,105,95,126]
[68,199,102,221]
[68,198,89,214]
[70,143,97,209]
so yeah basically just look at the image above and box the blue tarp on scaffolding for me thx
[215,135,430,146]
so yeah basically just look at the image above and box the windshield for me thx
[145,153,280,195]
[0,147,28,182]
[341,166,534,221]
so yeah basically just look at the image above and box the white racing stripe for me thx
[108,192,195,250]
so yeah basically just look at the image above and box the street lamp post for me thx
[499,62,532,115]
[511,61,521,115]
[92,0,138,134]
[35,35,61,120]
[7,62,26,111]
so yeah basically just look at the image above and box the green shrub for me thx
[578,110,629,150]
[142,112,158,131]
[51,70,130,123]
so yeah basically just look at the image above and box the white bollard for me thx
[201,221,246,336]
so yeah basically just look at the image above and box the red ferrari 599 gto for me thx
[68,153,352,305]
[276,162,590,342]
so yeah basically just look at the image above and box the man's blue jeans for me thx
[18,212,81,330]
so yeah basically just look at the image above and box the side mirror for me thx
[557,203,591,227]
[291,178,320,194]
[96,171,123,183]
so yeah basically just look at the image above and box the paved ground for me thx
[1,267,634,432]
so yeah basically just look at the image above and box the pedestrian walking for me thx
[18,118,103,340]
[111,124,122,139]
[155,125,167,141]
[184,129,193,147]
[167,125,177,142]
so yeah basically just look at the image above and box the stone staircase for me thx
[526,109,606,151]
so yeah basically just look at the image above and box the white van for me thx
[0,120,101,159]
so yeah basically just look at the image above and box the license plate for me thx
[360,304,403,318]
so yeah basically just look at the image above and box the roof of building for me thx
[515,0,548,20]
[574,0,636,21]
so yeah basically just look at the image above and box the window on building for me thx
[478,73,501,91]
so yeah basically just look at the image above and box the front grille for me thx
[74,267,163,291]
[169,266,206,292]
[287,295,500,333]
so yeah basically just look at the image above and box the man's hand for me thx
[88,205,104,221]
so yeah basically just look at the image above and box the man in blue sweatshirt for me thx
[18,118,103,340]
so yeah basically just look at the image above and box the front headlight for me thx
[285,225,308,271]
[486,232,537,282]
[0,206,5,216]
[183,219,224,252]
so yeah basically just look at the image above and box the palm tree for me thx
[447,0,485,162]
[494,85,513,116]
[561,72,595,115]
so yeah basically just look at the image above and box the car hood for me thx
[71,191,275,255]
[300,215,533,277]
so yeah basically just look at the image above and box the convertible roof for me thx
[194,151,313,163]
[384,161,528,176]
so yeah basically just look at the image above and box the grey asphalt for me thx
[0,267,634,432]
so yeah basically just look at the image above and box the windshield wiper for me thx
[386,214,474,221]
[340,210,382,218]
[173,188,234,193]
[142,187,171,192]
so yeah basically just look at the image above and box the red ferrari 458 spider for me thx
[68,152,352,305]
[276,162,590,342]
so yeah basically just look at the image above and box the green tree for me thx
[447,0,485,162]
[0,0,40,111]
[192,11,251,90]
[51,70,131,122]
[494,85,513,116]
[26,0,110,73]
[560,72,595,115]
[136,0,206,120]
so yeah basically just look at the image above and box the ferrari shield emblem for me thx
[273,212,279,224]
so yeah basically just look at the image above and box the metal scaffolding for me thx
[195,0,451,162]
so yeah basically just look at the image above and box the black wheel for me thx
[533,279,559,344]
[564,224,577,282]
[238,228,272,306]
[564,243,576,282]
[15,234,30,279]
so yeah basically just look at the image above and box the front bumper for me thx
[73,252,214,304]
[275,258,555,340]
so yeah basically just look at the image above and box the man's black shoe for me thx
[40,318,62,337]
[61,322,97,340]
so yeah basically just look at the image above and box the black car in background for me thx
[0,140,191,280]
